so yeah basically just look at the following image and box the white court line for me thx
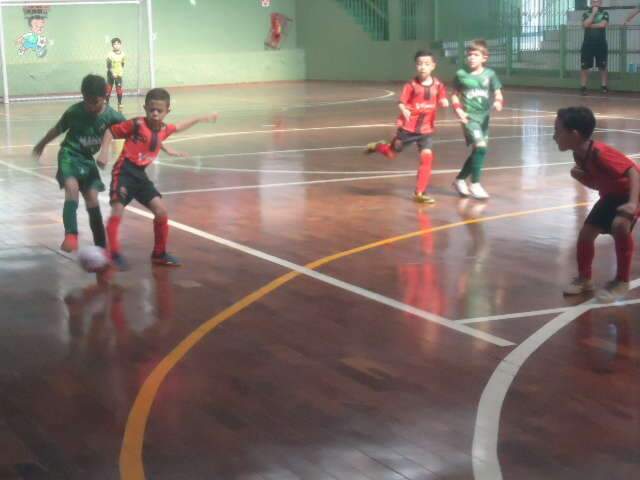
[0,158,512,347]
[471,278,640,480]
[155,130,558,176]
[161,161,574,196]
[0,114,555,151]
[458,298,640,324]
[162,173,414,195]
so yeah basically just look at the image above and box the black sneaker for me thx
[580,86,587,96]
[110,252,130,271]
[151,252,181,266]
[601,85,609,94]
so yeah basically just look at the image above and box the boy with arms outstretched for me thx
[98,88,217,269]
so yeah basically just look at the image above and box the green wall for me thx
[1,0,305,98]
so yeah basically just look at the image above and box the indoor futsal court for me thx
[1,1,640,480]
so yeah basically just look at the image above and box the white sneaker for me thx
[596,280,630,304]
[452,179,470,197]
[469,182,490,200]
[563,277,594,295]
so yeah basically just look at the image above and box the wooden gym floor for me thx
[0,81,638,479]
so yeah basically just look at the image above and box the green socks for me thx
[87,206,106,248]
[62,200,79,234]
[457,147,488,183]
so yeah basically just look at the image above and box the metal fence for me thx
[443,26,640,77]
[335,0,389,41]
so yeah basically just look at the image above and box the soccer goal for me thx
[0,0,156,103]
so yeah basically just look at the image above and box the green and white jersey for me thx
[55,102,125,158]
[582,9,609,43]
[452,67,502,122]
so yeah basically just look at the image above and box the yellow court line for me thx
[120,201,590,480]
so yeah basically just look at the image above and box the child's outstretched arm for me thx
[161,144,188,158]
[97,129,114,169]
[493,89,504,112]
[32,126,61,160]
[174,112,218,133]
[451,92,468,124]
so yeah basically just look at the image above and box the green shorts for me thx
[56,148,105,193]
[463,116,490,147]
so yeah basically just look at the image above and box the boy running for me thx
[366,50,448,203]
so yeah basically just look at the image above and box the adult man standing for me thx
[580,0,609,95]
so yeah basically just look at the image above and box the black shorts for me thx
[393,128,433,152]
[581,41,608,70]
[585,195,638,234]
[107,71,123,88]
[110,159,160,207]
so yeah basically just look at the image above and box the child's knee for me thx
[611,217,632,237]
[392,138,404,152]
[421,148,432,155]
[475,142,487,150]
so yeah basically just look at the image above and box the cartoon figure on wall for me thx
[16,5,50,58]
[265,12,293,50]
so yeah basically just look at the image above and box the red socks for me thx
[416,151,433,194]
[376,142,395,159]
[106,216,122,255]
[577,238,594,280]
[153,216,169,255]
[615,233,633,282]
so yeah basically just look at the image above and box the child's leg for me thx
[469,142,488,184]
[147,196,169,256]
[115,77,123,106]
[611,216,634,282]
[416,148,433,194]
[106,74,114,103]
[106,203,125,255]
[61,178,80,251]
[576,224,600,280]
[82,188,106,248]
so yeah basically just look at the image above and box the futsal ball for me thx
[77,246,110,273]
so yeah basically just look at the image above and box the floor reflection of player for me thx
[455,199,493,318]
[399,209,445,321]
[575,309,633,374]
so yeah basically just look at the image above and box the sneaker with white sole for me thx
[452,179,470,197]
[563,277,594,295]
[469,182,490,200]
[595,279,630,304]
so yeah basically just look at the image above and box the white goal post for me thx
[0,0,156,103]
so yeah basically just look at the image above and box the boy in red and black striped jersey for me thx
[97,88,218,269]
[366,50,449,204]
[554,106,640,303]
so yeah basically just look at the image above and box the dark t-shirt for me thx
[582,9,609,44]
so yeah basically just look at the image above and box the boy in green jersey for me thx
[451,39,504,200]
[32,74,126,252]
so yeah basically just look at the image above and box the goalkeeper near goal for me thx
[106,37,125,112]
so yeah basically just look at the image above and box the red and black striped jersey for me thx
[397,77,447,135]
[110,117,176,168]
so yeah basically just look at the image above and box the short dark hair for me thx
[81,74,107,98]
[28,15,45,27]
[111,37,121,45]
[556,106,596,139]
[415,50,435,62]
[467,39,489,57]
[145,88,171,106]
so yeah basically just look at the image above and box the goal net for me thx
[0,0,155,103]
